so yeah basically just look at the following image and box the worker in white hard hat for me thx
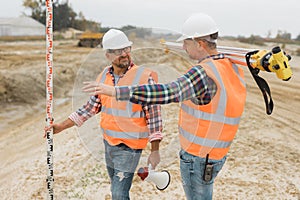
[45,29,163,200]
[83,13,247,200]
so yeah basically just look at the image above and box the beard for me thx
[114,56,131,69]
[117,62,130,68]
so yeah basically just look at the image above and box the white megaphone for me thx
[137,164,171,190]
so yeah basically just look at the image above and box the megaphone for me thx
[137,165,171,190]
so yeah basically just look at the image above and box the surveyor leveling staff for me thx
[45,0,54,199]
[161,40,293,115]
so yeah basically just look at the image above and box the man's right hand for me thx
[44,124,64,138]
[44,118,75,138]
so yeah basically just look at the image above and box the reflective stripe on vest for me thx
[231,63,246,87]
[179,127,232,148]
[101,128,149,139]
[208,61,227,115]
[180,104,240,125]
[101,105,145,118]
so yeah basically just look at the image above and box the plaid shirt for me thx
[115,55,224,105]
[69,64,163,142]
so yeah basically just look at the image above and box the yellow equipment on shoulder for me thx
[249,46,292,81]
[160,40,293,81]
[160,40,293,115]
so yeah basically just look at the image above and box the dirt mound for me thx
[0,40,92,105]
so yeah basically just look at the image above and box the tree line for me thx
[23,0,101,32]
[23,0,300,42]
[23,0,152,38]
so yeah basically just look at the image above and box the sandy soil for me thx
[0,38,299,200]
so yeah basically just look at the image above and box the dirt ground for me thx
[0,37,299,200]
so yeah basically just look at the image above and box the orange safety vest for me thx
[178,58,246,160]
[97,65,158,149]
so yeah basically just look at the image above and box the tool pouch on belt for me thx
[203,154,214,182]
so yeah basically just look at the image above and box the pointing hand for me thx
[82,81,116,97]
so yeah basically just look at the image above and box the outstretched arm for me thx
[83,66,217,105]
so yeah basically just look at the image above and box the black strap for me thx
[245,51,273,115]
[205,154,209,164]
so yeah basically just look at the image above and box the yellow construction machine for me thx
[78,32,104,48]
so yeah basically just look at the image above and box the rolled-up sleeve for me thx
[142,75,163,142]
[68,95,102,127]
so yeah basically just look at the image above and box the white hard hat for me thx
[102,29,133,50]
[177,13,219,42]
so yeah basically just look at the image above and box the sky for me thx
[1,0,299,38]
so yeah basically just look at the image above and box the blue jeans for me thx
[179,149,226,200]
[104,140,142,200]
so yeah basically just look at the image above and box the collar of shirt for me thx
[198,53,225,63]
[106,62,135,85]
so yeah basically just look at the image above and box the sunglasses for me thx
[107,46,131,56]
